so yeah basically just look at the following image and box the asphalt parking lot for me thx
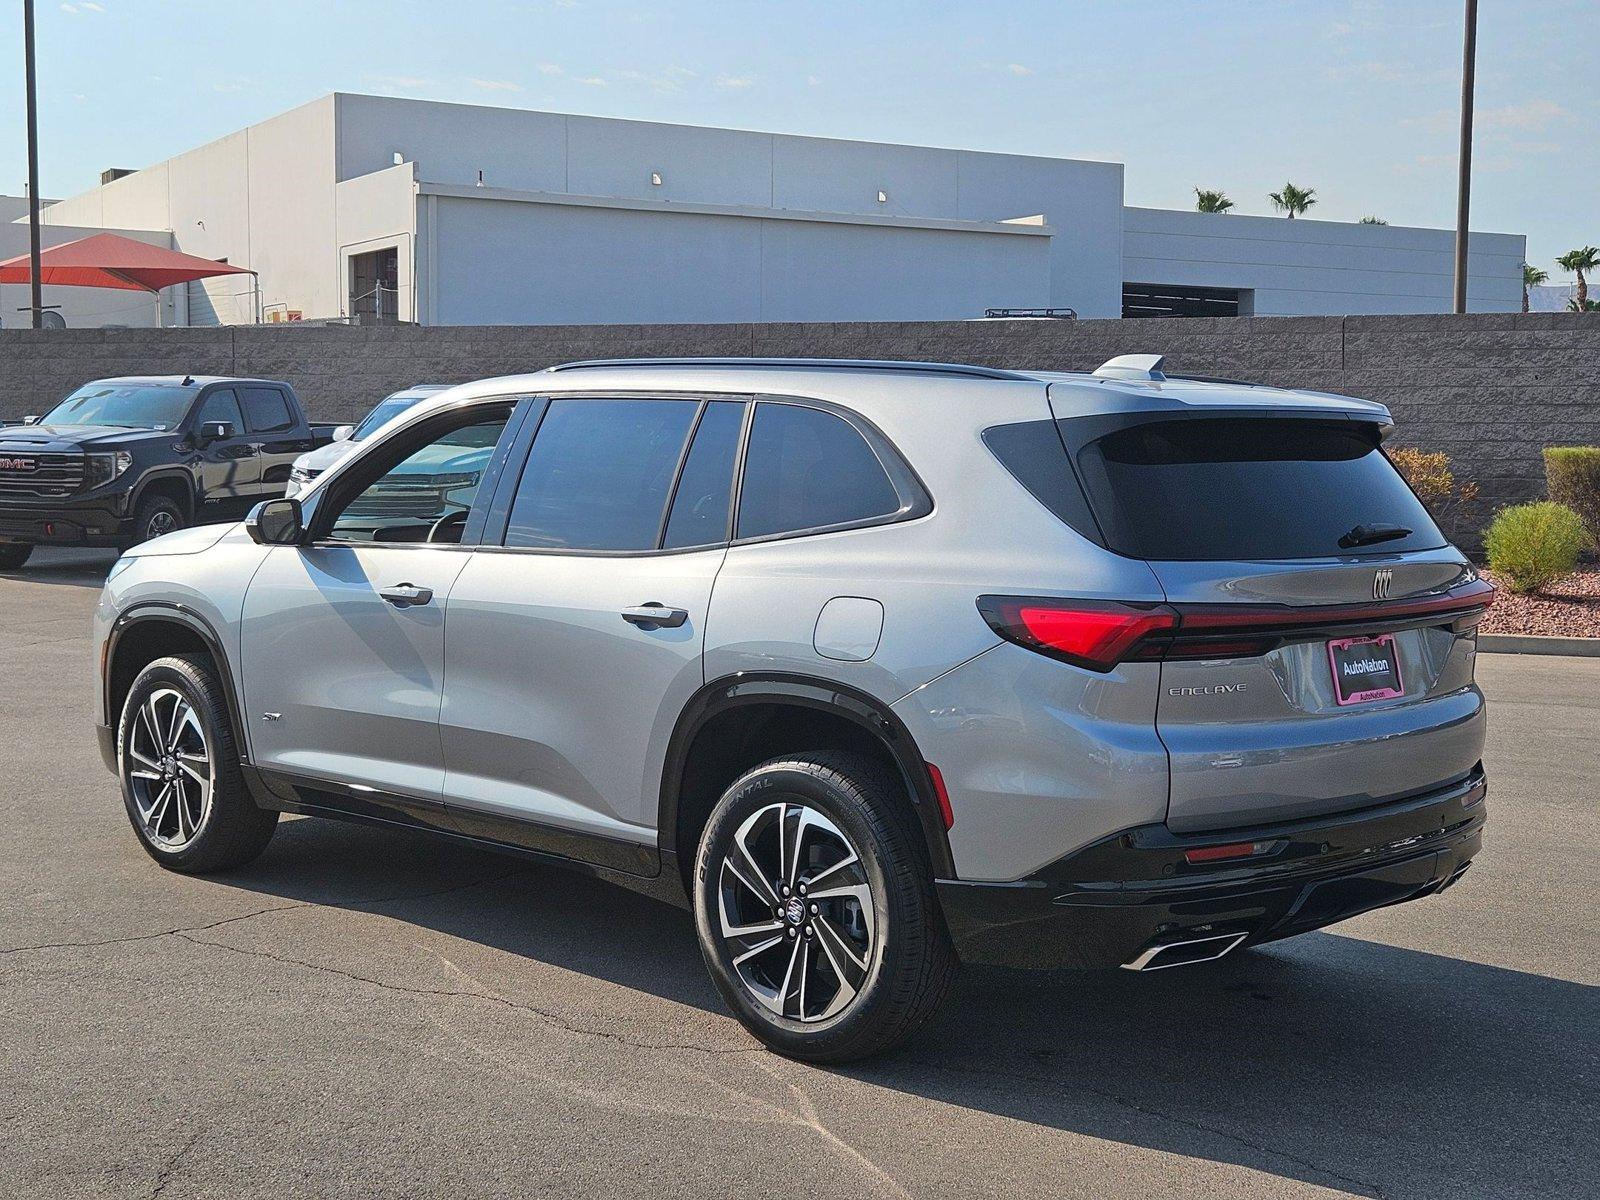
[1,548,1595,1199]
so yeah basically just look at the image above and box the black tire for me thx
[117,653,277,873]
[128,493,186,547]
[0,543,33,570]
[693,752,958,1063]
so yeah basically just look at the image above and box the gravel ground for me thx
[1480,568,1600,639]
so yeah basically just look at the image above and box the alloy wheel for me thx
[717,801,876,1023]
[146,510,178,539]
[125,687,211,849]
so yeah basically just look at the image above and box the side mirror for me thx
[21,415,40,426]
[245,497,303,546]
[198,420,235,444]
[332,425,355,442]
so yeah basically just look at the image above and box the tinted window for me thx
[663,401,744,549]
[195,388,245,432]
[737,404,900,539]
[241,387,294,433]
[325,414,509,544]
[1075,418,1446,561]
[353,394,427,440]
[504,398,698,551]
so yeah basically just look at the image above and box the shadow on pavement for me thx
[0,547,119,589]
[212,813,1597,1199]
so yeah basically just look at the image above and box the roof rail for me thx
[1092,354,1166,381]
[543,357,1034,381]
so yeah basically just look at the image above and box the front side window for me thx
[736,403,901,539]
[323,413,511,545]
[40,384,195,431]
[195,389,245,432]
[241,387,294,433]
[503,398,699,551]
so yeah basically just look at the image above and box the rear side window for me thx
[1075,418,1446,561]
[737,403,900,539]
[241,386,294,433]
[504,398,698,550]
[663,400,744,549]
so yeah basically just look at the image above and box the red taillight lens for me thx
[977,596,1178,672]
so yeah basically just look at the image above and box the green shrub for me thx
[1544,447,1600,551]
[1484,502,1588,593]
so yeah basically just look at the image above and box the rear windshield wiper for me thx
[1339,522,1412,549]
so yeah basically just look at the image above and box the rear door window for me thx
[1074,417,1446,561]
[737,403,901,539]
[241,387,295,433]
[663,400,745,549]
[503,398,699,551]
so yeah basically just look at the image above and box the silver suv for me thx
[91,357,1492,1061]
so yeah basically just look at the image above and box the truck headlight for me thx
[288,466,319,489]
[84,451,133,489]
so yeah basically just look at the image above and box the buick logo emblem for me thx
[0,457,36,472]
[1373,568,1393,601]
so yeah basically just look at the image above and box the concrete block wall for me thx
[2,313,1594,545]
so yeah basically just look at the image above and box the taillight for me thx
[976,596,1178,672]
[978,577,1495,670]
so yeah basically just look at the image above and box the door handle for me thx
[621,603,688,629]
[380,583,434,607]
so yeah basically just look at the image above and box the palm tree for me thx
[1557,247,1599,311]
[1359,215,1388,225]
[1194,188,1234,214]
[1268,182,1316,218]
[1522,263,1548,313]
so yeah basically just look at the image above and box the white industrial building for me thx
[10,92,1525,328]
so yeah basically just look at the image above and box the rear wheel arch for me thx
[659,674,955,893]
[106,606,247,760]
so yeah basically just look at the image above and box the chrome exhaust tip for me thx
[1122,930,1249,972]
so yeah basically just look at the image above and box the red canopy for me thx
[0,232,252,293]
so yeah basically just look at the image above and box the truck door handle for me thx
[380,583,433,607]
[621,603,688,628]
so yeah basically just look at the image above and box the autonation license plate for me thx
[1328,633,1404,705]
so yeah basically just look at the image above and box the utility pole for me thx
[1452,0,1478,315]
[24,0,45,328]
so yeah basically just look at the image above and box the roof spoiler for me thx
[1093,354,1166,381]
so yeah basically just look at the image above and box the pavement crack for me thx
[0,868,530,957]
[170,931,761,1058]
[147,1128,201,1200]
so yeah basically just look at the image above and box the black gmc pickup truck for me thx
[0,376,342,569]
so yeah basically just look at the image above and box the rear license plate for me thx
[1328,633,1404,705]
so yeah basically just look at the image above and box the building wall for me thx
[420,186,1050,325]
[0,219,172,329]
[334,94,1125,319]
[0,313,1589,538]
[37,96,340,324]
[1123,208,1525,315]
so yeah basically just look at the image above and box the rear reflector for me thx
[1183,841,1276,865]
[977,577,1495,670]
[926,763,955,830]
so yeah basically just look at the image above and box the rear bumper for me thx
[937,768,1487,969]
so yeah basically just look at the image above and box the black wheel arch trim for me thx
[657,672,956,879]
[105,602,250,764]
[130,469,198,520]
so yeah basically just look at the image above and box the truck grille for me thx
[0,453,85,498]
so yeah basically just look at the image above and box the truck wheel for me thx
[130,494,185,546]
[117,653,277,873]
[693,752,958,1063]
[0,544,32,570]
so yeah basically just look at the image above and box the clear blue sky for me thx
[2,0,1594,276]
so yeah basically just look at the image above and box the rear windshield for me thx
[1074,418,1446,561]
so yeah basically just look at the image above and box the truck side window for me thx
[241,387,294,434]
[195,389,245,432]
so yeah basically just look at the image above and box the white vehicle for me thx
[284,385,447,497]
